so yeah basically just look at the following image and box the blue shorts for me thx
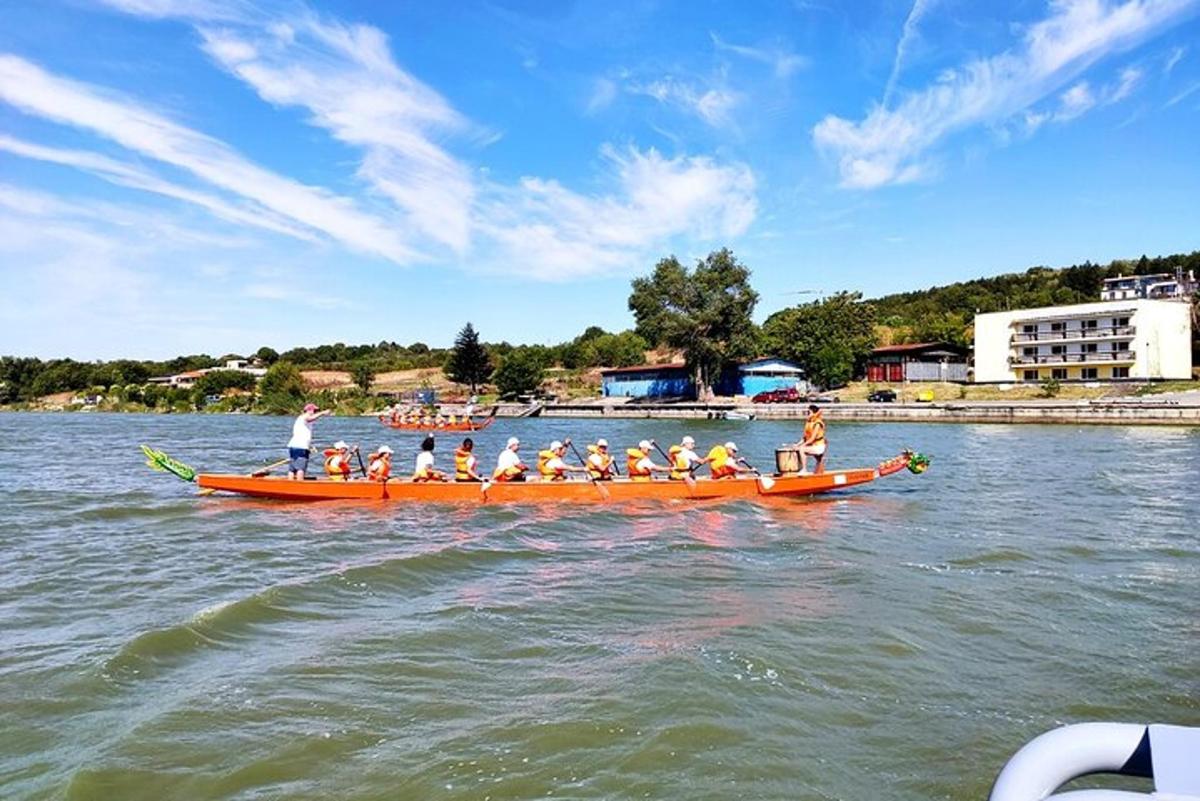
[289,447,310,473]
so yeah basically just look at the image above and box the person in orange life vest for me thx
[795,404,827,475]
[454,437,483,482]
[626,440,669,481]
[667,435,706,480]
[412,435,449,482]
[324,440,354,481]
[705,441,750,479]
[536,440,587,481]
[585,439,616,480]
[493,437,529,482]
[367,445,393,481]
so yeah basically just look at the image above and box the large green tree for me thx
[492,347,546,399]
[628,249,759,398]
[258,362,307,414]
[350,360,375,393]
[762,292,878,389]
[444,322,493,394]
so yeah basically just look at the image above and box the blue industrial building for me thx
[601,358,806,399]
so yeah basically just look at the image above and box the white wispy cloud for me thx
[195,16,479,253]
[0,54,417,262]
[628,76,741,128]
[475,145,757,281]
[883,0,937,106]
[710,33,807,78]
[586,77,619,114]
[1107,65,1144,101]
[1165,79,1200,105]
[0,134,317,240]
[1163,44,1186,73]
[813,0,1199,189]
[1057,80,1098,119]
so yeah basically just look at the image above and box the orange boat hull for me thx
[195,457,909,504]
[379,416,495,432]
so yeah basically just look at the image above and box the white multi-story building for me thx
[974,299,1192,383]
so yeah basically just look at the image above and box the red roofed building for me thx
[866,342,969,383]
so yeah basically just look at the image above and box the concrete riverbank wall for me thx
[476,399,1200,426]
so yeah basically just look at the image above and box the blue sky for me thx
[2,0,1198,359]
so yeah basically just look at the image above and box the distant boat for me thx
[722,411,755,420]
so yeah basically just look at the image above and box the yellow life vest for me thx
[706,445,735,479]
[324,453,350,481]
[804,414,826,446]
[586,444,613,479]
[454,448,477,481]
[537,449,565,480]
[668,445,690,480]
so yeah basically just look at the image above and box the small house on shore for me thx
[719,358,808,396]
[601,357,806,399]
[866,342,970,383]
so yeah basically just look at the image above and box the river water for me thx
[1,413,1197,800]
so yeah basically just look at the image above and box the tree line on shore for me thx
[2,247,1196,409]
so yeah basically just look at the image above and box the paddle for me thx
[353,445,368,478]
[736,457,776,491]
[566,438,610,500]
[651,440,695,488]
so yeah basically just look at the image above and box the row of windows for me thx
[1022,367,1130,381]
[1021,342,1127,356]
[1020,317,1130,333]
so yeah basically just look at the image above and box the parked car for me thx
[805,392,840,404]
[867,389,897,403]
[751,387,802,404]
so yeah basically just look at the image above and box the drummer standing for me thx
[796,404,827,475]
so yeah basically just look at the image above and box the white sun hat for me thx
[507,437,520,447]
[682,436,695,447]
[549,440,563,451]
[725,441,738,451]
[596,438,608,447]
[377,445,393,455]
[638,440,652,451]
[334,440,349,450]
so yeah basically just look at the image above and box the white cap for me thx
[596,438,608,447]
[549,440,563,451]
[638,440,652,451]
[334,440,349,450]
[725,441,738,451]
[507,437,520,447]
[682,436,695,447]
[377,445,393,455]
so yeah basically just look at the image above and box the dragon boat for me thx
[378,415,495,432]
[188,451,926,504]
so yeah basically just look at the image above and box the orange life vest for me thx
[626,448,651,481]
[804,413,826,447]
[586,445,613,479]
[324,453,351,481]
[367,455,391,482]
[493,453,527,481]
[454,448,478,481]
[537,449,565,480]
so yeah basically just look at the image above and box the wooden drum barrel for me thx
[775,447,801,476]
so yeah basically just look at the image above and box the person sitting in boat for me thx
[434,412,446,427]
[706,441,750,480]
[586,439,615,480]
[537,440,587,482]
[668,435,706,481]
[367,445,393,482]
[493,437,529,482]
[454,438,483,482]
[412,436,449,482]
[324,440,354,481]
[447,414,458,425]
[795,404,827,475]
[626,440,669,482]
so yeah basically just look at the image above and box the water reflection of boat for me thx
[195,451,922,504]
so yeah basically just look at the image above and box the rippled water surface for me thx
[1,413,1198,800]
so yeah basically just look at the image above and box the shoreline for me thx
[8,398,1199,425]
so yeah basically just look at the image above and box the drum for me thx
[775,447,801,476]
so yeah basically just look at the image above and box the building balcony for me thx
[1010,326,1135,343]
[1009,351,1135,366]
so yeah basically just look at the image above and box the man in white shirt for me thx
[494,437,529,482]
[287,402,332,480]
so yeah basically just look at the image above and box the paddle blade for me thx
[758,475,776,491]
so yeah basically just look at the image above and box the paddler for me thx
[287,402,332,480]
[585,438,616,480]
[493,436,529,482]
[454,437,482,482]
[324,440,354,481]
[412,435,449,482]
[536,440,587,482]
[705,441,750,480]
[626,440,669,481]
[367,445,394,481]
[667,435,705,480]
[795,404,827,475]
